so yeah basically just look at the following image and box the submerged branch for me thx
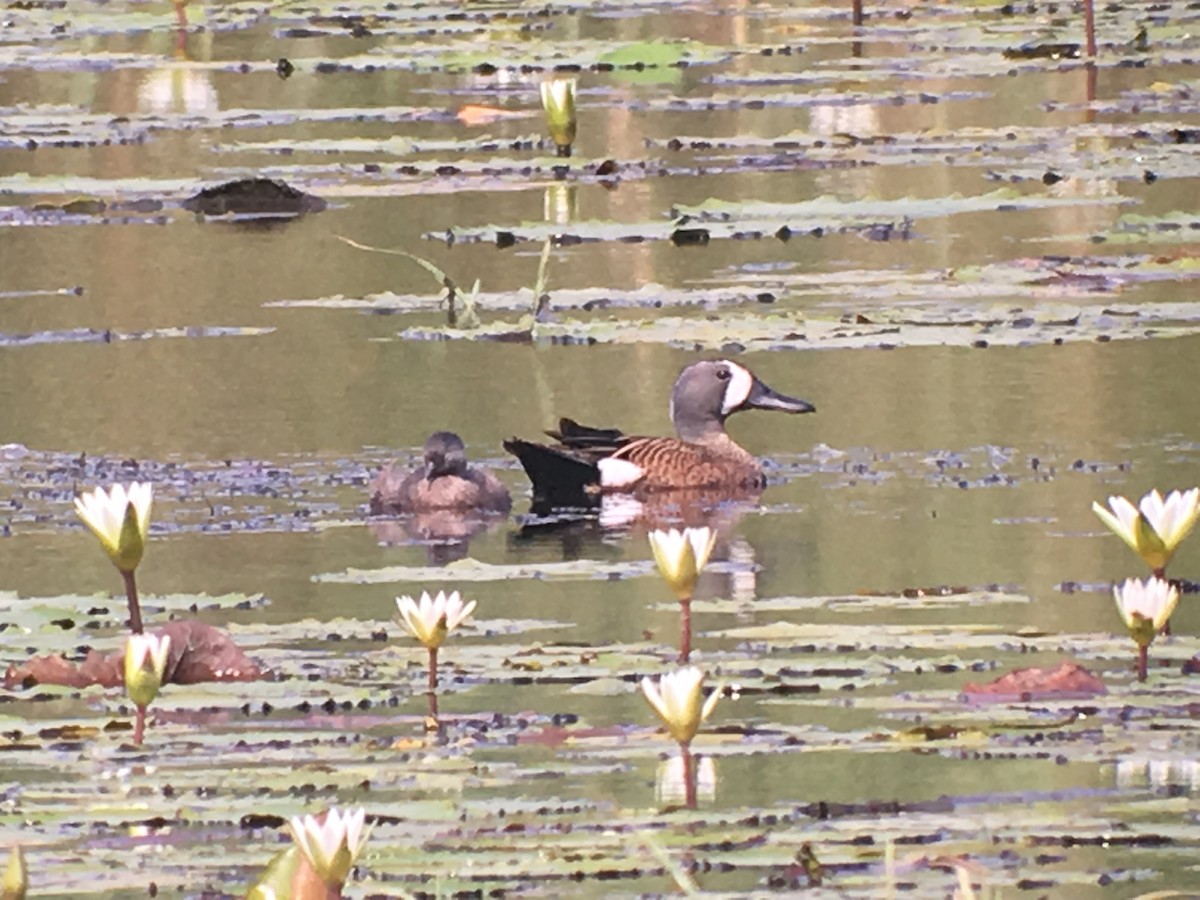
[335,235,479,329]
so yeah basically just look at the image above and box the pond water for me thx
[2,0,1200,896]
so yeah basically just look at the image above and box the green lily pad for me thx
[313,557,654,584]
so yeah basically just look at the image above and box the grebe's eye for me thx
[716,367,731,381]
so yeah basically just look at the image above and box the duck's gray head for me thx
[669,360,815,442]
[423,431,468,478]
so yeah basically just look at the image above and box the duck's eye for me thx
[716,368,731,381]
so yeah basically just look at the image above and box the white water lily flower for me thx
[1093,488,1200,572]
[641,666,721,745]
[395,590,476,650]
[124,632,171,708]
[648,527,717,601]
[539,77,576,151]
[1113,577,1179,647]
[288,806,371,888]
[3,845,25,900]
[75,482,153,573]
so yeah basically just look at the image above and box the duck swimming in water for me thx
[370,431,511,515]
[504,359,815,508]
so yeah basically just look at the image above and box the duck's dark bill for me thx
[746,377,816,414]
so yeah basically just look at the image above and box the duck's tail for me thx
[503,437,600,510]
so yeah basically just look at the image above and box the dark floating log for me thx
[182,178,326,217]
[1003,42,1081,60]
[670,227,711,247]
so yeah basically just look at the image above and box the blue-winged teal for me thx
[504,360,815,507]
[371,431,512,515]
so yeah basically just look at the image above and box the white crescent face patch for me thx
[598,457,645,489]
[720,362,754,415]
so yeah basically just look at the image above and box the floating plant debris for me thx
[181,178,327,217]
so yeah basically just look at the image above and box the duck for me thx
[503,359,815,508]
[370,431,512,515]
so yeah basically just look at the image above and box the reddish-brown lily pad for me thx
[3,620,264,690]
[960,660,1106,703]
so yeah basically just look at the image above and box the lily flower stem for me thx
[680,741,697,810]
[1083,0,1096,58]
[1137,644,1149,682]
[427,646,440,722]
[122,569,144,635]
[679,597,692,664]
[555,144,572,158]
[134,703,147,745]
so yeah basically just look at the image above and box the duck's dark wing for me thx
[547,418,630,454]
[504,419,636,509]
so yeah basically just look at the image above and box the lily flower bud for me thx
[124,633,171,708]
